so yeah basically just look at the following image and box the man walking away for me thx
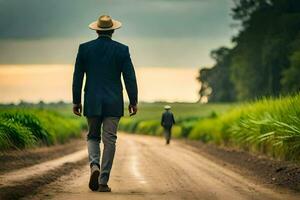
[72,15,138,192]
[161,105,175,145]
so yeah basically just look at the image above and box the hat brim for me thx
[88,19,122,31]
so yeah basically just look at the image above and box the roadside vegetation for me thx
[119,102,235,139]
[120,94,300,161]
[0,104,85,150]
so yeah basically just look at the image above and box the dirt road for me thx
[20,133,298,200]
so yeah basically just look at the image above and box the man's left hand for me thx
[73,104,82,116]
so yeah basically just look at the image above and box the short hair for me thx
[96,30,115,36]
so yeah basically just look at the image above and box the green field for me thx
[124,102,236,120]
[0,104,85,150]
[2,94,300,162]
[119,102,236,138]
[120,94,300,161]
[0,102,234,151]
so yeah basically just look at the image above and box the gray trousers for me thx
[163,126,172,144]
[87,117,120,185]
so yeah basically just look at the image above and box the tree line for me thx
[198,0,300,102]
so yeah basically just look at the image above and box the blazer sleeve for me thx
[121,46,138,106]
[172,114,176,124]
[161,113,165,126]
[72,45,85,104]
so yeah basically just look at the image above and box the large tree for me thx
[198,47,236,102]
[198,0,300,101]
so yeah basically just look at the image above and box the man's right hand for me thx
[73,104,82,116]
[128,104,138,116]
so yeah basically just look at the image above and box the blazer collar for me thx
[97,35,112,40]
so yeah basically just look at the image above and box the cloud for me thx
[0,0,234,65]
[0,0,233,39]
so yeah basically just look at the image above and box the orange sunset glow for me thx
[0,65,199,103]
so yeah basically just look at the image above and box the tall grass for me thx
[190,94,300,160]
[0,109,85,150]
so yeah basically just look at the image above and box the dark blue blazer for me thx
[72,36,138,117]
[161,111,175,127]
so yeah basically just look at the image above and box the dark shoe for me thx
[89,165,100,191]
[99,184,111,192]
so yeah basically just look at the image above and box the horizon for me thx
[0,65,200,103]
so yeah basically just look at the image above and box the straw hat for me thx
[164,105,171,110]
[89,15,122,31]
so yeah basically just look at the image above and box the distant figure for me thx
[161,105,175,145]
[72,15,138,192]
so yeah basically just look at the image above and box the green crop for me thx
[0,108,85,150]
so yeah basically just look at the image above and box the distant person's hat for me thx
[89,15,122,31]
[164,105,171,110]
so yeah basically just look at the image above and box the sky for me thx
[0,0,235,67]
[0,0,235,103]
[0,65,200,103]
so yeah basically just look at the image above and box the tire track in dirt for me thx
[0,159,87,200]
